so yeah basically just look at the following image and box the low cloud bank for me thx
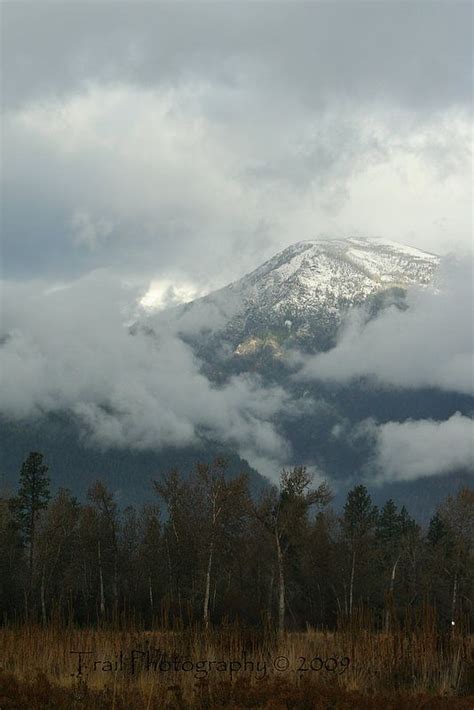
[373,412,474,482]
[2,256,472,485]
[0,272,291,477]
[295,256,473,395]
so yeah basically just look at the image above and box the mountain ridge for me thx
[149,237,440,365]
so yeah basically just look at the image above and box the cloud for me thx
[2,2,472,286]
[373,412,474,482]
[0,273,291,476]
[70,210,114,250]
[2,82,471,287]
[2,2,471,112]
[295,256,474,395]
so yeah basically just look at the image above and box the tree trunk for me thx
[40,565,47,626]
[165,538,174,605]
[29,510,35,594]
[349,548,356,618]
[24,589,29,624]
[275,529,285,634]
[112,552,118,619]
[148,576,154,613]
[111,519,119,619]
[203,540,214,629]
[451,572,458,633]
[98,540,105,618]
[317,581,324,626]
[331,584,342,617]
[267,568,274,621]
[384,555,400,632]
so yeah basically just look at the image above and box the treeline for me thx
[0,452,472,631]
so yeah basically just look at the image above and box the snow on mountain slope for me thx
[149,237,440,357]
[229,237,438,313]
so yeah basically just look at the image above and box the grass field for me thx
[0,618,473,709]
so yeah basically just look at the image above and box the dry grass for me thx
[0,621,473,708]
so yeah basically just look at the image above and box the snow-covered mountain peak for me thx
[227,236,439,315]
[150,237,440,356]
[239,236,438,289]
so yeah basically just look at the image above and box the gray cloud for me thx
[373,412,474,482]
[1,2,472,288]
[3,2,471,112]
[2,83,470,286]
[0,273,291,477]
[295,256,474,395]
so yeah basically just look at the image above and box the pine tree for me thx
[342,485,378,618]
[12,452,51,592]
[376,499,418,629]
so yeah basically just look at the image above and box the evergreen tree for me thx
[12,452,51,591]
[376,499,419,629]
[342,485,378,617]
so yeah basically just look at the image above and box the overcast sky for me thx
[2,1,472,295]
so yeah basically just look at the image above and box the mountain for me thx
[0,413,269,506]
[141,237,471,519]
[147,237,439,378]
[1,237,471,520]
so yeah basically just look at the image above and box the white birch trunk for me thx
[385,555,400,632]
[275,529,285,634]
[349,548,356,618]
[451,572,458,633]
[203,540,214,629]
[98,540,105,618]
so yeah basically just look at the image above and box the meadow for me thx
[1,614,473,709]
